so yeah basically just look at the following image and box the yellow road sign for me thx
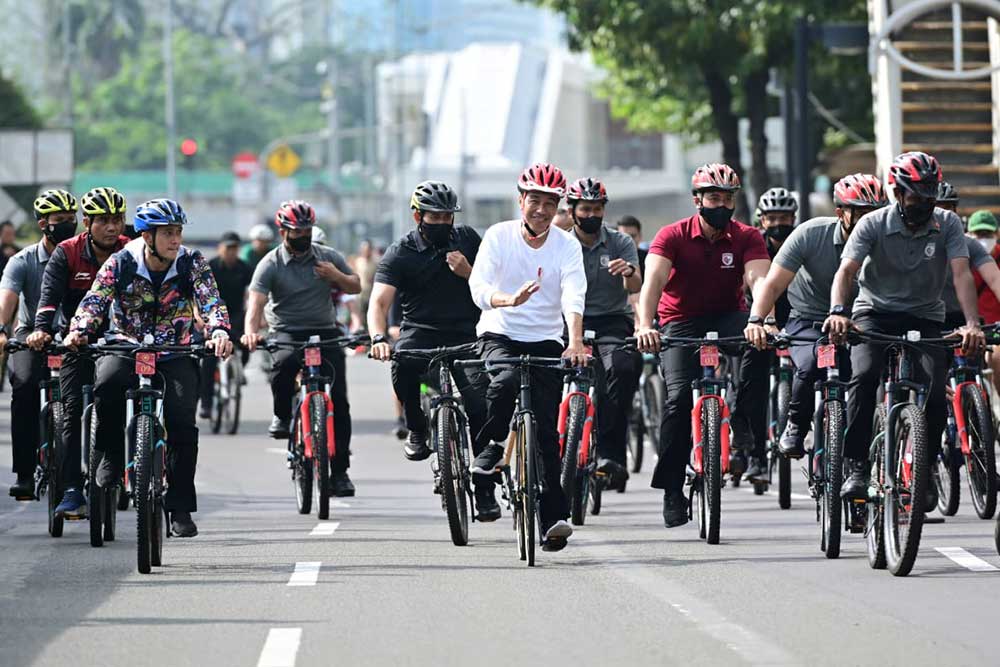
[267,144,301,178]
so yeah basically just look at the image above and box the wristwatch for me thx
[624,263,637,278]
[764,316,777,326]
[747,315,764,325]
[0,324,7,337]
[829,305,847,317]
[371,334,389,345]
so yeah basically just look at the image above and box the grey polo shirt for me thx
[249,243,354,333]
[843,205,968,322]
[942,236,994,315]
[0,241,50,339]
[577,226,639,320]
[774,217,855,322]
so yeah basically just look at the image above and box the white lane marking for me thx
[331,500,351,508]
[309,521,340,536]
[257,628,302,667]
[287,561,321,586]
[265,447,288,455]
[935,547,1000,572]
[738,485,811,501]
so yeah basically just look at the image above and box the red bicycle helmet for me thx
[275,200,316,230]
[566,177,608,204]
[833,173,889,208]
[691,163,741,194]
[887,151,941,198]
[517,163,566,197]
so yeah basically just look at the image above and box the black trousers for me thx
[785,318,852,435]
[94,355,200,512]
[587,316,642,465]
[59,353,95,489]
[390,328,489,451]
[7,348,44,477]
[651,311,769,494]
[476,334,569,529]
[270,329,351,473]
[844,311,948,461]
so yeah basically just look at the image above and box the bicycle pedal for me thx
[64,515,86,522]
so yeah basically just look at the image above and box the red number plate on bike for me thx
[700,345,719,368]
[817,344,836,369]
[47,354,63,369]
[776,348,791,358]
[135,352,157,376]
[304,347,322,367]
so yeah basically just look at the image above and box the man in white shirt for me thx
[467,163,589,552]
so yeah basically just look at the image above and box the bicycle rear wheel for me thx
[642,376,663,466]
[134,414,154,574]
[437,405,470,546]
[88,427,103,547]
[867,406,887,570]
[822,401,845,559]
[960,384,996,519]
[627,391,644,473]
[561,395,586,526]
[885,404,929,577]
[210,370,224,435]
[291,407,313,515]
[934,413,961,516]
[225,362,242,435]
[47,403,64,538]
[311,394,332,520]
[103,486,117,541]
[704,398,722,545]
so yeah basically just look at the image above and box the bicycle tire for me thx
[777,377,792,509]
[642,376,663,463]
[627,391,645,473]
[934,430,961,516]
[885,404,929,577]
[704,398,722,545]
[960,384,996,519]
[210,370,224,435]
[292,408,313,515]
[103,486,117,542]
[868,406,887,570]
[226,365,242,435]
[312,393,332,520]
[521,415,537,567]
[437,405,470,546]
[134,414,154,574]
[88,428,103,547]
[47,402,64,538]
[822,400,845,559]
[562,395,587,526]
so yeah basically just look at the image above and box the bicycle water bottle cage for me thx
[906,331,921,342]
[308,335,321,344]
[706,331,719,341]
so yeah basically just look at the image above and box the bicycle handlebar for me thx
[389,343,479,362]
[264,334,369,353]
[454,355,578,371]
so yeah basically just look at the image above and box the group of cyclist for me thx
[4,146,999,558]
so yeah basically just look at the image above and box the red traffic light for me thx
[180,138,198,157]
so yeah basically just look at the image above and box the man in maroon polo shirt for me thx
[636,163,772,528]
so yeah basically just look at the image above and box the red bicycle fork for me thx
[299,390,336,460]
[557,390,596,466]
[690,395,731,476]
[951,380,987,457]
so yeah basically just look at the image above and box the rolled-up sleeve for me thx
[560,240,587,318]
[468,226,499,311]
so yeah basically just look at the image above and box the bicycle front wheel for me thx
[210,370,224,435]
[627,390,644,473]
[885,404,929,577]
[776,375,792,509]
[934,412,961,516]
[867,407,887,570]
[291,408,313,515]
[960,384,996,519]
[225,362,242,435]
[88,423,103,547]
[47,402,64,538]
[134,414,154,574]
[437,405,470,546]
[704,398,722,545]
[561,395,586,526]
[517,415,538,567]
[822,400,845,559]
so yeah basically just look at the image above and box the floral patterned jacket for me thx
[70,239,230,345]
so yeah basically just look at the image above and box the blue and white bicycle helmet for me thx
[133,198,188,232]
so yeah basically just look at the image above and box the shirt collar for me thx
[278,242,315,263]
[689,215,733,242]
[35,241,51,263]
[574,225,608,250]
[886,205,940,238]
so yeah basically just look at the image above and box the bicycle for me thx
[392,343,478,546]
[761,343,794,506]
[627,352,663,474]
[210,347,244,435]
[455,354,571,566]
[935,335,997,519]
[266,334,367,521]
[557,359,602,525]
[853,329,956,576]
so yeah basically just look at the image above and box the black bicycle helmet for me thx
[410,181,461,213]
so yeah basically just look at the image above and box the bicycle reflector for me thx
[817,345,836,369]
[136,352,157,376]
[305,347,322,367]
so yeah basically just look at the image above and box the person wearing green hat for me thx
[967,209,1000,393]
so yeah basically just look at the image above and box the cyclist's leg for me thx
[595,340,641,467]
[325,345,352,473]
[58,352,93,491]
[7,348,43,484]
[913,318,948,454]
[390,330,432,438]
[93,355,132,487]
[475,335,520,447]
[268,332,301,424]
[198,355,217,415]
[844,312,888,463]
[723,312,769,463]
[159,357,200,514]
[786,319,822,436]
[452,351,490,456]
[651,318,701,494]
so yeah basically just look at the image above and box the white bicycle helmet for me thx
[249,223,275,242]
[312,226,327,245]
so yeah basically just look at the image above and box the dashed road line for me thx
[287,561,321,586]
[257,628,302,667]
[935,547,999,572]
[309,521,340,536]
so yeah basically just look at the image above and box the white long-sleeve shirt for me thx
[468,219,587,344]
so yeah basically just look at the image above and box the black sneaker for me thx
[404,431,432,461]
[392,417,408,440]
[745,456,768,483]
[924,480,939,513]
[474,484,501,522]
[597,458,628,490]
[9,475,34,499]
[268,416,290,440]
[729,451,747,480]
[663,491,688,527]
[199,405,212,420]
[840,458,869,499]
[470,443,505,476]
[778,422,806,459]
[170,511,198,537]
[330,470,355,497]
[541,520,573,551]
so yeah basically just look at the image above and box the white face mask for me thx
[977,237,996,254]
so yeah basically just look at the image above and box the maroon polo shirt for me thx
[649,215,769,323]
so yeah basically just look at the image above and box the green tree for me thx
[0,72,44,216]
[537,0,871,213]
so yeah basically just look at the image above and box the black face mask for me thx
[576,216,603,235]
[44,222,76,244]
[899,200,935,228]
[286,234,312,253]
[699,206,734,231]
[419,221,453,249]
[763,225,793,244]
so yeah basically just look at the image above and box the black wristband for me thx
[764,316,777,326]
[829,305,847,317]
[624,263,636,278]
[747,315,764,325]
[371,334,389,345]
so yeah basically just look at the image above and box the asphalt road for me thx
[2,354,1000,667]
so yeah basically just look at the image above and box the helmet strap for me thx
[146,227,166,263]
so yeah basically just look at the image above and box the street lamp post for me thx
[164,0,177,200]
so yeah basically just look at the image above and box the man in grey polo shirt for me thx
[746,174,887,457]
[1,189,79,498]
[566,177,642,484]
[824,152,985,500]
[242,200,362,496]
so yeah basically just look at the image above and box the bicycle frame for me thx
[881,340,929,493]
[296,338,335,461]
[35,353,64,498]
[690,341,732,476]
[557,366,596,466]
[949,348,989,458]
[768,348,794,441]
[124,356,166,498]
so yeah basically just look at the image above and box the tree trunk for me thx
[702,66,750,220]
[744,67,771,215]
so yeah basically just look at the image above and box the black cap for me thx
[221,231,241,246]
